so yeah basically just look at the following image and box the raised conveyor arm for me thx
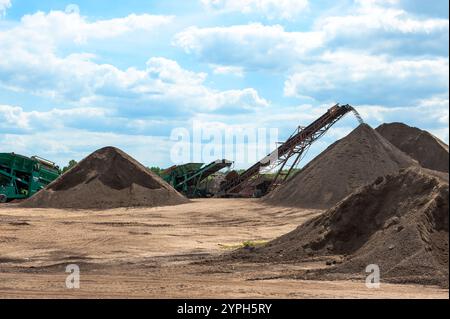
[219,104,362,195]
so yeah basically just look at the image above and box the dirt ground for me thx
[0,199,447,299]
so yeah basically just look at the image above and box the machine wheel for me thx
[0,194,7,203]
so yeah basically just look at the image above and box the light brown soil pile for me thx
[21,147,188,209]
[239,167,449,287]
[376,122,449,173]
[263,123,417,209]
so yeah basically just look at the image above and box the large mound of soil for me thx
[376,122,449,173]
[239,167,449,287]
[263,124,417,209]
[21,147,188,209]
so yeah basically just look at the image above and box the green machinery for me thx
[161,159,233,197]
[0,153,60,202]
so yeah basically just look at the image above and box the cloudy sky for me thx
[0,0,448,168]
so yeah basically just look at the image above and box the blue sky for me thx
[0,0,448,168]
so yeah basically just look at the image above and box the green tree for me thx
[62,160,78,173]
[148,166,163,176]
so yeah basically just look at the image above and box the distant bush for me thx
[62,160,77,173]
[149,166,163,176]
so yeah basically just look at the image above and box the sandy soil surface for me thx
[0,199,447,298]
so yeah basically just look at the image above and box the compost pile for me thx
[376,122,449,173]
[21,147,188,209]
[264,123,416,209]
[239,167,449,287]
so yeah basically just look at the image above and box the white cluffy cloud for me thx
[0,10,268,113]
[201,0,309,20]
[178,1,448,71]
[15,9,173,45]
[283,51,449,104]
[210,65,244,77]
[0,104,109,131]
[174,23,324,70]
[318,0,448,38]
[0,0,11,16]
[0,52,269,113]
